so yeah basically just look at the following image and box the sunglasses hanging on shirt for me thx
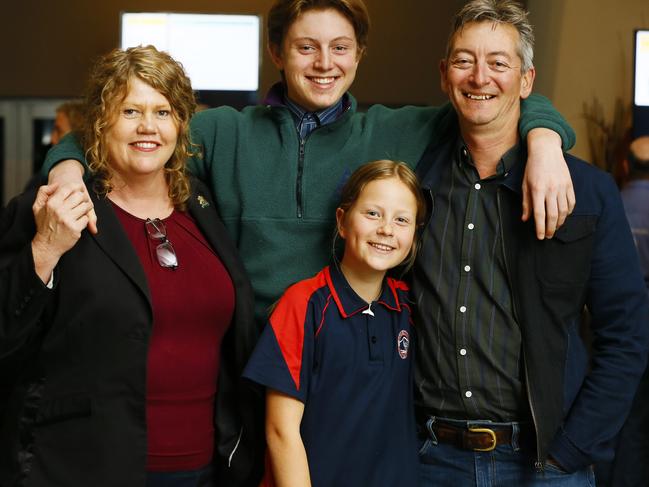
[145,218,179,269]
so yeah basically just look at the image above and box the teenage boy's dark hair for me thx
[268,0,370,56]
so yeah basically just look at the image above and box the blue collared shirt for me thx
[284,93,345,140]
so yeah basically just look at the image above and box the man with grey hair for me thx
[412,1,649,485]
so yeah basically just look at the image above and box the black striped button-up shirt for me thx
[414,139,528,422]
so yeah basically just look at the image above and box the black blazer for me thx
[0,179,264,487]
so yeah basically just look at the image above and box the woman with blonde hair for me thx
[0,46,262,487]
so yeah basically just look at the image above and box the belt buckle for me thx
[468,427,497,452]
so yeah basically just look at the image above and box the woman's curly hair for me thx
[82,45,197,209]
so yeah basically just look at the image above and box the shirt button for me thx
[474,183,481,190]
[464,265,471,272]
[460,348,467,356]
[459,306,467,313]
[465,391,473,398]
[467,223,475,230]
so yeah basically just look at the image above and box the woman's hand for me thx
[522,128,576,239]
[48,159,98,234]
[31,183,94,284]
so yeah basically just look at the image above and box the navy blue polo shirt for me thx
[243,265,418,487]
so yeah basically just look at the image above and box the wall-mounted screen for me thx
[634,30,649,136]
[635,30,649,107]
[120,13,260,92]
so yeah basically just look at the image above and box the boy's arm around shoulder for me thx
[41,132,87,177]
[519,94,577,239]
[188,106,245,184]
[520,94,575,150]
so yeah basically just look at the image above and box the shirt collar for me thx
[455,137,524,189]
[501,143,527,194]
[262,82,350,115]
[500,142,522,177]
[281,96,343,144]
[324,264,403,319]
[284,94,343,127]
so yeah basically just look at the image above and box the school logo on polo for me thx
[397,330,410,359]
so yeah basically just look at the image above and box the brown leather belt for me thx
[431,423,514,452]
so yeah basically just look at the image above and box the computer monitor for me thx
[633,29,649,136]
[120,12,261,108]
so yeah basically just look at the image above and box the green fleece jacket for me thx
[43,93,574,323]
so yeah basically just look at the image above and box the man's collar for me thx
[500,142,522,177]
[501,143,527,194]
[455,136,525,191]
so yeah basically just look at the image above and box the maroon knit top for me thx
[112,202,234,471]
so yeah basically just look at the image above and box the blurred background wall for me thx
[530,0,649,161]
[0,0,466,106]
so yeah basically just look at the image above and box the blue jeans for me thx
[418,417,596,487]
[146,464,215,487]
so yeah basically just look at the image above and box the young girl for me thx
[243,160,426,487]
